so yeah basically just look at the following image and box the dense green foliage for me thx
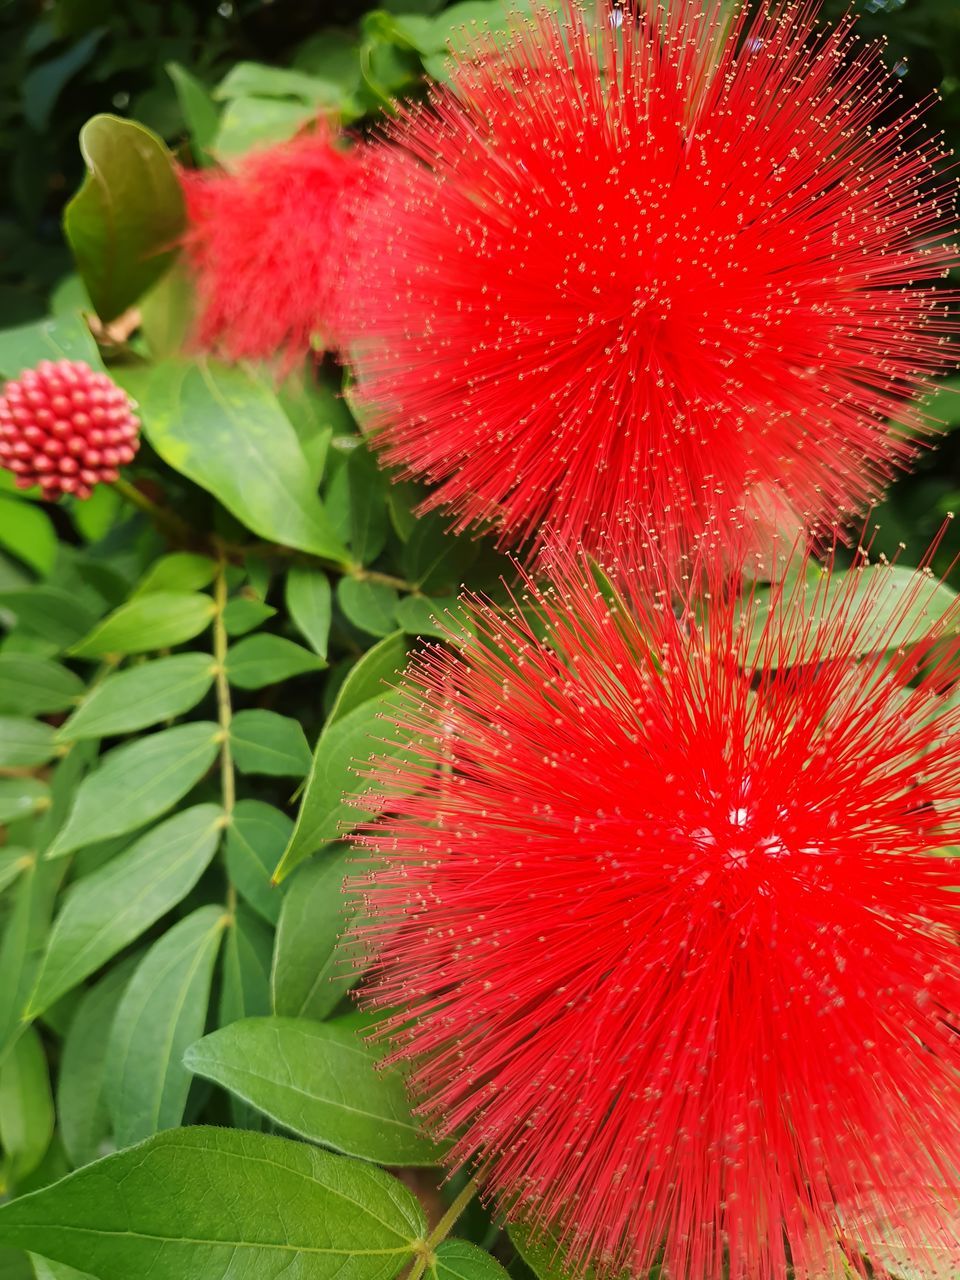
[0,1,957,1278]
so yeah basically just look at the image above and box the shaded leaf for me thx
[133,553,216,596]
[271,848,360,1020]
[0,1027,54,1184]
[105,907,227,1147]
[63,114,185,323]
[0,313,102,382]
[329,630,408,723]
[0,719,58,768]
[29,805,222,1013]
[0,499,58,578]
[433,1242,511,1280]
[0,657,83,716]
[222,597,276,636]
[225,800,290,925]
[0,588,98,650]
[166,62,220,166]
[338,578,399,638]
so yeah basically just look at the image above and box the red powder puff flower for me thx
[179,121,364,366]
[0,360,139,501]
[343,0,957,554]
[354,540,960,1280]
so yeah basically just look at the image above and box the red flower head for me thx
[343,0,957,555]
[179,121,364,366]
[0,360,139,501]
[355,540,960,1280]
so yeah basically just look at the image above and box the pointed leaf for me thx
[328,631,408,723]
[225,634,324,688]
[29,805,222,1014]
[433,1242,511,1280]
[0,719,57,768]
[286,566,333,658]
[274,693,408,883]
[57,959,139,1168]
[0,1127,426,1280]
[57,654,215,741]
[272,848,360,1020]
[105,907,227,1147]
[0,657,83,717]
[130,360,349,561]
[0,1027,54,1184]
[225,800,289,925]
[47,723,220,858]
[69,592,215,658]
[185,1015,443,1166]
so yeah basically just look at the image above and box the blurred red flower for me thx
[179,121,364,366]
[355,542,960,1280]
[344,0,956,554]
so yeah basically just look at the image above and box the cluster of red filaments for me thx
[355,543,960,1280]
[0,360,139,501]
[345,0,957,555]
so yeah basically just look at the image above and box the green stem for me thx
[407,1180,480,1280]
[212,560,235,821]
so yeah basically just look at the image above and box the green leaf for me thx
[47,723,220,858]
[0,855,60,1059]
[129,360,348,561]
[218,907,273,1027]
[286,565,333,658]
[226,633,324,689]
[166,62,220,166]
[212,96,320,156]
[29,805,223,1014]
[215,62,341,103]
[0,779,49,824]
[230,709,312,777]
[327,446,389,565]
[0,1127,426,1280]
[0,313,103,381]
[272,848,360,1019]
[56,959,138,1168]
[273,692,408,883]
[433,1242,511,1280]
[0,718,57,768]
[0,848,32,897]
[57,653,215,741]
[69,591,216,658]
[105,908,227,1147]
[0,588,98,650]
[31,1255,93,1280]
[402,512,480,593]
[0,656,84,716]
[508,1223,595,1280]
[0,499,58,577]
[747,564,960,668]
[225,800,290,925]
[222,597,277,636]
[329,630,409,723]
[0,1028,54,1185]
[63,114,186,323]
[338,579,400,638]
[186,1015,443,1166]
[133,553,216,596]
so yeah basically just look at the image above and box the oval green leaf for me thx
[225,800,290,925]
[225,634,324,689]
[28,805,223,1014]
[57,653,216,741]
[433,1242,511,1280]
[70,592,216,659]
[0,656,84,716]
[0,1127,426,1280]
[185,1016,444,1166]
[230,709,312,777]
[46,722,220,858]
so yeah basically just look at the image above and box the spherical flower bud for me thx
[0,360,140,501]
